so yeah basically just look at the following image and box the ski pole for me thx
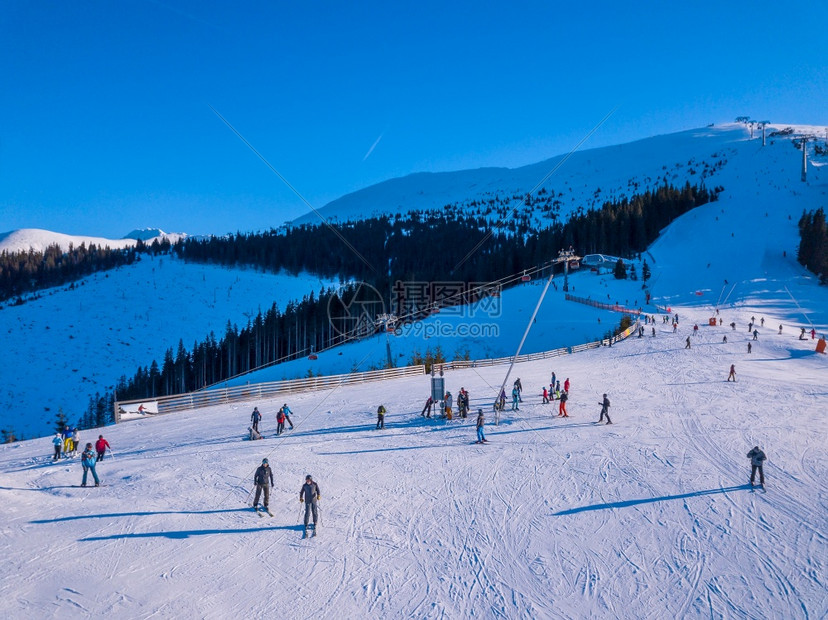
[107,449,116,460]
[245,486,255,504]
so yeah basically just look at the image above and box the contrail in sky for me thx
[362,133,384,162]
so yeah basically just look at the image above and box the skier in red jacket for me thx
[95,435,111,462]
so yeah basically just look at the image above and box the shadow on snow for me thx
[553,484,751,515]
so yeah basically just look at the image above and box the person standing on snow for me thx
[276,408,287,436]
[598,394,612,424]
[52,432,63,461]
[281,404,295,430]
[747,446,767,488]
[551,372,557,391]
[95,435,111,461]
[514,378,523,402]
[753,329,759,341]
[747,342,752,353]
[253,458,274,512]
[62,425,73,457]
[444,392,453,419]
[542,387,549,404]
[558,390,569,417]
[70,428,80,457]
[685,336,691,349]
[727,365,736,382]
[511,386,520,411]
[80,442,100,487]
[376,405,386,429]
[251,407,261,433]
[475,409,488,443]
[300,474,321,535]
[564,378,571,394]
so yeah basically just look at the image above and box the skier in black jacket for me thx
[253,458,274,512]
[747,447,767,488]
[300,475,321,535]
[598,394,612,424]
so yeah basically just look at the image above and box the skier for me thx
[747,446,767,488]
[511,386,520,411]
[564,378,571,393]
[71,428,80,456]
[727,364,736,382]
[421,396,433,418]
[558,390,569,417]
[52,432,62,461]
[80,442,100,487]
[748,342,752,353]
[251,407,261,433]
[444,392,453,419]
[300,474,321,536]
[753,329,758,341]
[811,328,817,340]
[693,324,699,337]
[730,322,736,331]
[376,404,386,429]
[281,404,295,430]
[276,408,286,435]
[778,324,783,334]
[760,317,765,327]
[555,380,561,395]
[475,409,488,444]
[514,378,523,402]
[499,388,507,411]
[95,435,110,461]
[598,394,612,424]
[542,387,549,404]
[253,458,273,513]
[685,336,691,349]
[62,425,73,457]
[550,372,556,390]
[722,335,728,343]
[652,327,656,337]
[458,388,469,418]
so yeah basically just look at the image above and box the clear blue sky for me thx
[1,1,826,238]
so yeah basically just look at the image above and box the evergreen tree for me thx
[614,259,628,280]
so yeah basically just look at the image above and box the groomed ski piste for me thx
[1,301,825,618]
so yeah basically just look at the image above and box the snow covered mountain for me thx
[293,123,826,226]
[0,228,187,255]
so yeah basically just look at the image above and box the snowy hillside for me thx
[1,301,824,618]
[0,228,187,255]
[0,256,335,439]
[293,123,827,227]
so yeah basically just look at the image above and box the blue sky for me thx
[1,1,826,238]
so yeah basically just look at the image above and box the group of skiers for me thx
[247,404,294,440]
[51,429,112,487]
[252,458,321,536]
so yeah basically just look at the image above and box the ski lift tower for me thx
[799,136,813,182]
[555,247,581,292]
[376,313,398,369]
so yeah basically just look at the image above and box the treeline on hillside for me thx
[798,208,827,283]
[112,182,715,406]
[0,238,173,304]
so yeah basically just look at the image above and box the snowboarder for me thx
[248,426,263,440]
[421,396,434,418]
[276,408,286,435]
[800,328,806,340]
[727,364,736,382]
[542,387,549,404]
[598,394,612,424]
[747,446,767,488]
[52,432,62,461]
[251,407,261,433]
[514,378,523,402]
[80,443,100,487]
[685,336,691,349]
[95,435,110,461]
[281,404,295,429]
[748,342,752,353]
[376,405,386,429]
[253,458,274,513]
[475,409,487,443]
[558,390,569,417]
[511,386,520,411]
[300,474,320,535]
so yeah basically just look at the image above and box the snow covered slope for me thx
[0,302,824,618]
[294,123,826,227]
[0,228,186,254]
[0,256,335,440]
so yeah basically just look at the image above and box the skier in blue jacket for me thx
[80,443,100,487]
